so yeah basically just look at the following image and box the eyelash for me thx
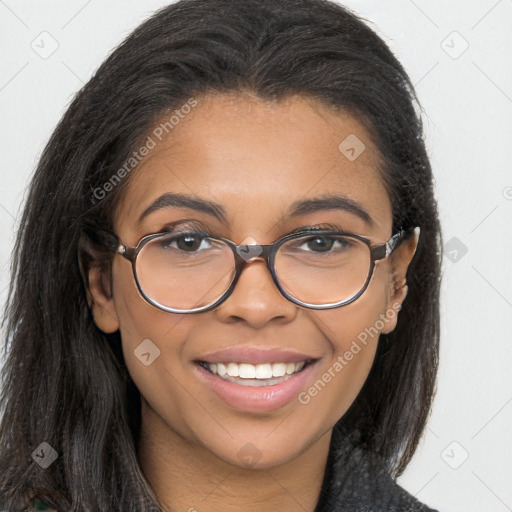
[157,219,213,236]
[157,221,351,238]
[289,222,348,234]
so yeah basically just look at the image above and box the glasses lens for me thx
[275,233,372,306]
[135,232,235,311]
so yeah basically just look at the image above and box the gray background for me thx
[1,1,511,511]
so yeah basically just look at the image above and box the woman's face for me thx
[89,93,415,469]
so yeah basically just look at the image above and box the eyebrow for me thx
[137,192,373,226]
[138,193,228,224]
[289,194,374,226]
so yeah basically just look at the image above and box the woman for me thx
[0,0,442,510]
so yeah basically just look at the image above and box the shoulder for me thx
[316,430,440,512]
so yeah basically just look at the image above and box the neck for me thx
[137,399,331,512]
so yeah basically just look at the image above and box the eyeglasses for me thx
[115,226,419,314]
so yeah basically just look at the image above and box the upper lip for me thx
[196,347,321,364]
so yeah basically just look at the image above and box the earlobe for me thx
[87,265,120,334]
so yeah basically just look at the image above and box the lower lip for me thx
[194,361,318,412]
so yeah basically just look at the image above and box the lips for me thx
[194,357,319,412]
[192,346,321,412]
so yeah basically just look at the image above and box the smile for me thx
[194,357,319,412]
[198,360,311,387]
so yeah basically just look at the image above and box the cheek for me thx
[112,258,197,340]
[312,262,392,350]
[300,264,392,419]
[113,276,204,438]
[110,259,195,395]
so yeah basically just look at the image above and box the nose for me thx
[213,258,298,328]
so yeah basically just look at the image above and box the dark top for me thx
[29,428,439,512]
[26,498,58,512]
[313,427,439,512]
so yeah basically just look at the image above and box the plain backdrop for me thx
[1,1,511,511]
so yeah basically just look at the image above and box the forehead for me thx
[114,93,392,238]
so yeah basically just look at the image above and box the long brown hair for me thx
[0,1,442,510]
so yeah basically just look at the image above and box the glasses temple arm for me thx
[371,227,420,260]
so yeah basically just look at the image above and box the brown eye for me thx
[176,234,204,251]
[156,232,213,253]
[295,235,353,253]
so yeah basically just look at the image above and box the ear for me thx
[87,265,120,334]
[381,228,420,334]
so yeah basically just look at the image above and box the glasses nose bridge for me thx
[234,242,274,269]
[230,242,282,301]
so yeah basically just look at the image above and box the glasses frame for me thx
[115,227,418,313]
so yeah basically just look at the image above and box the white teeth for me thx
[202,360,307,381]
[255,364,272,379]
[227,363,239,377]
[217,363,227,377]
[239,363,256,378]
[272,362,286,377]
[285,362,296,375]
